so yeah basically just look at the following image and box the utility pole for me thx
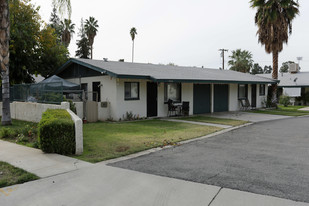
[219,49,228,70]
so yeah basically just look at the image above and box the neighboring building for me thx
[259,64,309,105]
[55,58,276,121]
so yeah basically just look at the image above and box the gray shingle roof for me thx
[258,72,309,87]
[57,58,277,84]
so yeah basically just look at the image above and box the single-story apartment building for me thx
[55,58,277,121]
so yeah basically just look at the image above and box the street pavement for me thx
[111,116,309,203]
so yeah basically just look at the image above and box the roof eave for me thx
[153,79,277,84]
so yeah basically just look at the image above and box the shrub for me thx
[279,95,291,107]
[0,128,13,139]
[63,97,77,114]
[38,109,75,155]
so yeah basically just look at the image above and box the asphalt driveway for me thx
[110,116,309,203]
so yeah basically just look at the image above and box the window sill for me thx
[164,101,181,104]
[125,98,140,101]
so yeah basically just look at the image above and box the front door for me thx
[214,84,229,112]
[251,84,257,108]
[147,82,157,117]
[193,84,211,114]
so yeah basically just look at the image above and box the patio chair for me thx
[167,99,177,117]
[181,101,190,116]
[239,98,251,110]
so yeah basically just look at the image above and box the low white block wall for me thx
[0,101,70,123]
[74,102,84,119]
[67,109,83,155]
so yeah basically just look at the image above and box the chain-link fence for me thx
[13,82,64,104]
[7,82,64,104]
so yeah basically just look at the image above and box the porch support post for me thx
[210,84,214,113]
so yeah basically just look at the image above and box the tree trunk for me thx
[132,40,134,63]
[271,50,279,105]
[90,44,93,59]
[0,0,11,125]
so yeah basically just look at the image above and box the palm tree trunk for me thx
[271,50,279,105]
[132,40,134,63]
[0,0,12,125]
[91,44,93,59]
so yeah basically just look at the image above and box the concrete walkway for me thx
[0,140,92,178]
[205,111,290,122]
[1,163,309,206]
[299,107,309,111]
[163,118,232,128]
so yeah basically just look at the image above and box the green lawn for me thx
[0,161,39,188]
[76,119,221,163]
[250,105,309,116]
[178,116,249,126]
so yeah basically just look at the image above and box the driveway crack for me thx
[208,187,223,206]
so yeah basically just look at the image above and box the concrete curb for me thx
[101,122,253,165]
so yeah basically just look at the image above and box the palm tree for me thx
[130,27,137,62]
[0,0,71,125]
[53,0,72,18]
[250,0,299,103]
[0,0,11,125]
[61,18,75,47]
[84,16,99,59]
[228,49,253,73]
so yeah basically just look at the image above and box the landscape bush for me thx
[38,109,75,155]
[0,128,14,139]
[279,95,291,107]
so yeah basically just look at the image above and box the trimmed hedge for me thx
[38,109,75,155]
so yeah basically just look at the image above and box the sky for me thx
[31,0,309,71]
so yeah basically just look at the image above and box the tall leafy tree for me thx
[9,0,41,84]
[250,0,299,103]
[39,26,69,78]
[228,49,253,73]
[130,27,137,62]
[49,6,62,42]
[9,0,69,82]
[251,63,263,74]
[60,18,75,47]
[84,16,99,59]
[280,61,296,73]
[264,65,272,74]
[75,18,90,59]
[0,0,71,125]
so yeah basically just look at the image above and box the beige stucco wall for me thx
[66,76,117,121]
[115,79,147,120]
[257,84,268,108]
[229,84,239,111]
